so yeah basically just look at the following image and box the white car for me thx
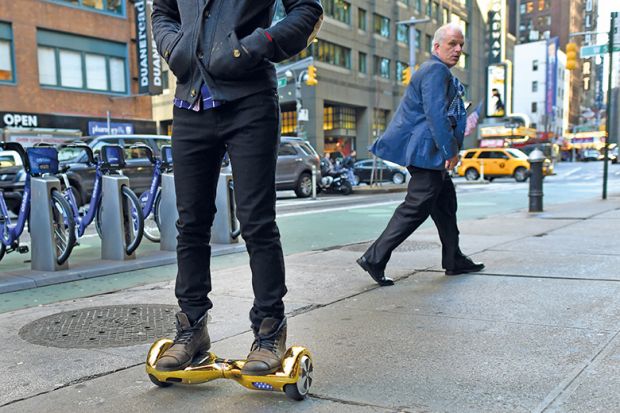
[0,150,22,168]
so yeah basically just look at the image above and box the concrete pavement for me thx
[0,193,618,412]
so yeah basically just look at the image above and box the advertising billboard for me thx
[487,64,507,117]
[545,37,559,118]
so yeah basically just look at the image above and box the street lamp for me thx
[285,68,310,138]
[396,17,431,71]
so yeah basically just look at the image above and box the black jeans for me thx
[171,90,286,330]
[364,166,461,270]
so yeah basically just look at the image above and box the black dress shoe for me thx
[445,259,485,276]
[356,257,394,286]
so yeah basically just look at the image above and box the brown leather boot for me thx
[241,317,287,376]
[155,312,211,371]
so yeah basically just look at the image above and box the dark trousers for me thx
[364,166,462,270]
[171,90,286,329]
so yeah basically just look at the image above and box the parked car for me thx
[580,149,603,162]
[0,150,22,168]
[275,136,321,198]
[352,159,409,185]
[610,145,618,164]
[456,147,553,182]
[0,135,171,213]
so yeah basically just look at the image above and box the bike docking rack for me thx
[98,145,143,261]
[30,175,68,271]
[159,172,178,252]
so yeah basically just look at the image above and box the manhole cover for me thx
[19,304,178,349]
[341,240,440,253]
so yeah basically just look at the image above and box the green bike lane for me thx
[0,178,612,314]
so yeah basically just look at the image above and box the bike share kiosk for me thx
[28,146,69,271]
[158,153,240,249]
[99,145,141,261]
[158,146,178,251]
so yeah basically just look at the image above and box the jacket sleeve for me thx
[151,0,181,61]
[420,64,459,160]
[240,0,323,64]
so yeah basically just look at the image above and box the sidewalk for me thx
[0,194,619,412]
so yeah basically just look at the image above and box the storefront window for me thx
[397,25,409,45]
[0,22,14,83]
[323,0,351,25]
[281,110,297,135]
[358,8,367,30]
[53,0,125,15]
[373,56,391,79]
[323,106,356,131]
[37,29,127,94]
[372,109,388,137]
[373,14,390,38]
[359,51,367,74]
[316,39,351,69]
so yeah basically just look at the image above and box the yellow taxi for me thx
[456,147,554,182]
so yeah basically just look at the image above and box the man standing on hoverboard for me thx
[151,0,323,375]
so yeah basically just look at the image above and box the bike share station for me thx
[0,146,246,294]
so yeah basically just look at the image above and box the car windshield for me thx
[0,156,16,167]
[506,149,528,159]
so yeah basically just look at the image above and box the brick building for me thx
[0,0,156,145]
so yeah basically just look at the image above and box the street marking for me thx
[564,167,582,177]
[278,200,401,218]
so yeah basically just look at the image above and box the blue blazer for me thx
[371,55,464,170]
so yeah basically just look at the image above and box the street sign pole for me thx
[603,12,616,200]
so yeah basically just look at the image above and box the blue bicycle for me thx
[128,143,173,243]
[57,143,144,255]
[0,142,76,264]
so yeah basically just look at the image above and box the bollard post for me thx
[100,175,136,260]
[311,164,317,200]
[480,160,485,181]
[528,148,545,212]
[30,176,69,271]
[159,173,178,252]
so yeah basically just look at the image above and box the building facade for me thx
[153,0,491,157]
[515,0,586,128]
[513,40,569,138]
[0,0,156,145]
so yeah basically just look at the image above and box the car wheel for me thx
[465,168,479,181]
[514,167,528,182]
[294,173,312,198]
[392,172,405,185]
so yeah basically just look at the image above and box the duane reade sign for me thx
[134,0,163,95]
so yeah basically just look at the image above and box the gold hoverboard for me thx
[146,339,314,401]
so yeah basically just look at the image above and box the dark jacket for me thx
[370,55,463,170]
[151,0,323,103]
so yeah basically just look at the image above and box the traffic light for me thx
[306,65,318,86]
[401,66,412,86]
[566,42,579,70]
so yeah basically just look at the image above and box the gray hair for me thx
[432,23,464,47]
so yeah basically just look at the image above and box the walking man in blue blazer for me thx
[357,23,484,286]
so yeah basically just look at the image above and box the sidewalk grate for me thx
[341,240,440,253]
[18,304,178,349]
